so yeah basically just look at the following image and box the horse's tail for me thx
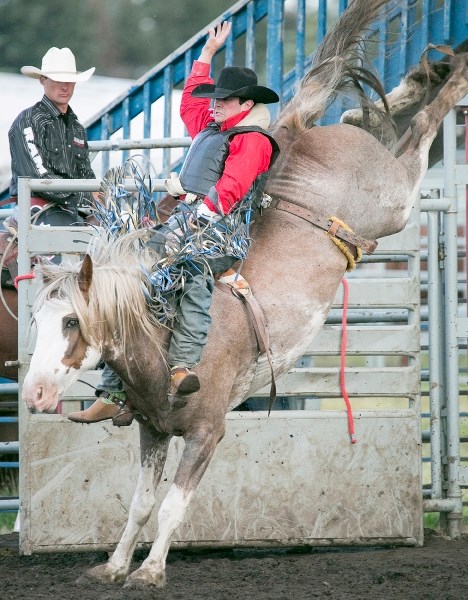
[272,0,394,135]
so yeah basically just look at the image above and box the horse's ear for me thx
[78,254,93,295]
[34,256,55,287]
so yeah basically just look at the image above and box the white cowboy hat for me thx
[21,47,95,82]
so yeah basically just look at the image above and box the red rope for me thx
[14,272,35,289]
[340,277,356,444]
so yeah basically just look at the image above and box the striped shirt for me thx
[8,95,95,210]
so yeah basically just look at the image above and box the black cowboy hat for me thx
[191,66,279,104]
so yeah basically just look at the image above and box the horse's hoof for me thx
[124,567,166,589]
[76,563,127,584]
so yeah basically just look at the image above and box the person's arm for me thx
[180,63,213,138]
[180,21,232,138]
[73,125,98,208]
[78,147,96,182]
[9,119,76,205]
[203,132,273,216]
[197,21,231,65]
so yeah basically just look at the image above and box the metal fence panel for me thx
[16,172,423,552]
[20,412,422,554]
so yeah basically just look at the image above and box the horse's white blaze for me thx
[22,299,100,413]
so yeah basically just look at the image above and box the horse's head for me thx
[22,255,101,413]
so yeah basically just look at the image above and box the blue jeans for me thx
[97,363,125,394]
[97,272,216,394]
[97,223,236,393]
[167,271,214,368]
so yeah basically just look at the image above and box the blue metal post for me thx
[225,22,235,66]
[163,66,173,177]
[398,1,409,79]
[245,1,256,70]
[143,81,152,162]
[100,114,111,173]
[295,0,306,85]
[266,0,284,117]
[317,0,327,46]
[122,97,131,163]
[443,0,453,42]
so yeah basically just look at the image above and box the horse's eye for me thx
[65,318,79,329]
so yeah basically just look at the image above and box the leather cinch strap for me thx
[274,199,378,255]
[215,281,277,412]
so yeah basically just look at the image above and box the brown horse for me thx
[0,289,18,381]
[0,235,19,381]
[21,0,468,590]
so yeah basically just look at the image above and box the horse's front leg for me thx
[82,425,171,583]
[124,421,225,589]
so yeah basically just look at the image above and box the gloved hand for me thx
[164,172,186,198]
[196,202,221,224]
[165,230,183,256]
[163,215,192,256]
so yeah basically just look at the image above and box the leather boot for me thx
[170,367,200,396]
[68,394,134,427]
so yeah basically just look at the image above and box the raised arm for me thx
[198,21,232,65]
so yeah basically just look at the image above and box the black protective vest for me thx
[179,122,279,198]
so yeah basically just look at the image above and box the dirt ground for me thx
[0,529,467,600]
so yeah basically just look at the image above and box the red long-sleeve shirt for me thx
[180,61,273,215]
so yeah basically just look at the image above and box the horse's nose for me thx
[23,377,59,414]
[34,386,53,413]
[25,385,44,413]
[32,386,44,407]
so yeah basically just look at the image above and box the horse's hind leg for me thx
[340,59,455,148]
[341,59,452,125]
[82,425,171,584]
[396,54,468,189]
[403,54,468,158]
[124,422,225,588]
[341,68,427,128]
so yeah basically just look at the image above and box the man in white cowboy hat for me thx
[68,21,280,426]
[8,47,96,225]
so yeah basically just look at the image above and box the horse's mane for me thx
[34,230,162,356]
[271,0,395,142]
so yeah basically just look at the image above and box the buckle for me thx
[99,390,126,408]
[327,220,341,236]
[231,287,250,299]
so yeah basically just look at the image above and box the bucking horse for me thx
[20,0,468,589]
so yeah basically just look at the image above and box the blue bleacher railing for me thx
[0,0,466,197]
[83,0,467,166]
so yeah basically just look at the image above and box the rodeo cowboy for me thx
[8,47,96,226]
[68,21,279,425]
